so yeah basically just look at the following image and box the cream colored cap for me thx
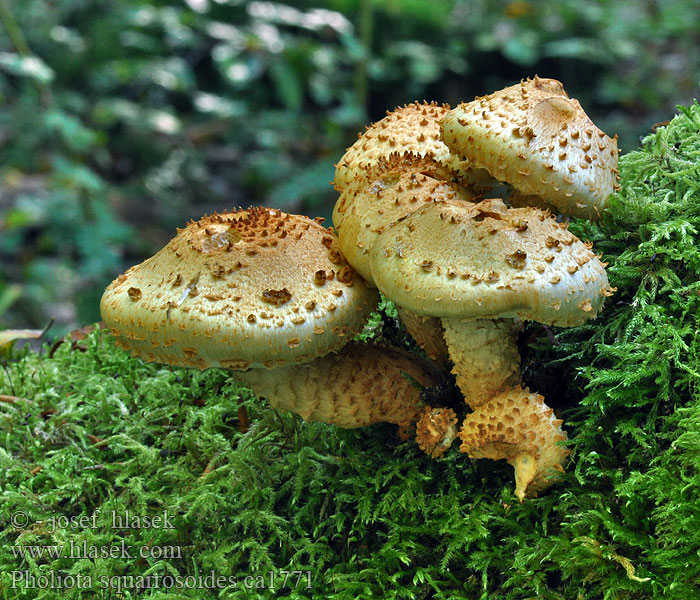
[333,101,487,192]
[333,153,476,283]
[369,198,613,326]
[100,207,379,370]
[441,76,619,219]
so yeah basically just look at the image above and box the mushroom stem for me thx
[440,318,521,408]
[396,306,450,365]
[457,386,569,501]
[234,342,439,429]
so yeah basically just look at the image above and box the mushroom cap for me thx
[333,153,477,283]
[333,101,490,193]
[100,207,379,370]
[369,198,613,326]
[441,76,619,219]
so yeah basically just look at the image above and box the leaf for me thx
[502,32,539,66]
[45,110,100,153]
[269,59,303,111]
[0,52,54,83]
[0,328,45,348]
[269,159,334,210]
[51,156,105,193]
[543,38,613,64]
[0,284,22,318]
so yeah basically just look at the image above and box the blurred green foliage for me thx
[0,0,698,334]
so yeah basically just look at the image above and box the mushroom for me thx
[332,152,476,364]
[415,405,459,458]
[441,76,619,219]
[458,386,568,501]
[369,197,612,402]
[100,207,438,430]
[368,197,614,497]
[101,207,377,369]
[237,341,439,428]
[333,101,493,194]
[332,102,495,365]
[333,152,477,284]
[333,152,482,362]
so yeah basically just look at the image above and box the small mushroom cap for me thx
[100,207,378,370]
[333,101,490,193]
[441,76,619,219]
[369,198,613,326]
[333,153,477,283]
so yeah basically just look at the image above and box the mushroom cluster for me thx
[101,76,618,501]
[331,76,618,499]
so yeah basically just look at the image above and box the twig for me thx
[40,318,55,339]
[237,405,250,433]
[87,434,109,449]
[1,362,16,396]
[199,452,219,479]
[353,0,373,112]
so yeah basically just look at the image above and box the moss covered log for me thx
[2,103,700,599]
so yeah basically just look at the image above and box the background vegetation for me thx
[2,105,700,598]
[0,0,699,335]
[1,1,700,598]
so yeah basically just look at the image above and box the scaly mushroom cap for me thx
[100,207,378,370]
[333,101,490,192]
[333,153,477,283]
[369,198,614,327]
[236,342,440,428]
[458,386,569,501]
[441,76,619,219]
[507,189,557,213]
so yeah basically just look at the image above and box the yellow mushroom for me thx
[334,101,492,193]
[458,386,569,501]
[369,197,612,405]
[100,207,438,429]
[333,152,477,284]
[441,76,619,219]
[368,197,613,496]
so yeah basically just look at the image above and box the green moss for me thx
[2,104,700,599]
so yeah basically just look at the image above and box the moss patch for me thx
[2,104,700,599]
